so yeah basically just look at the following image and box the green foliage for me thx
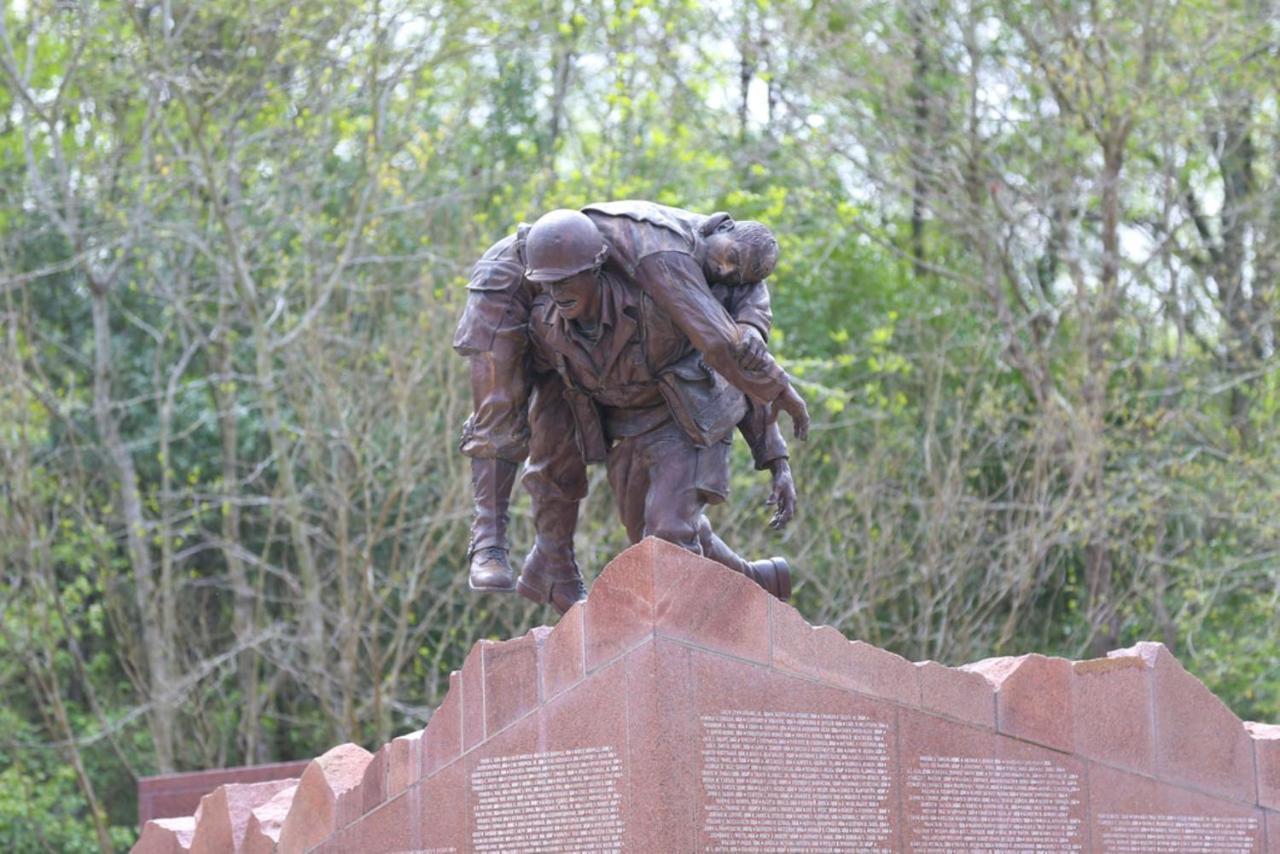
[2,1,1278,850]
[0,751,132,853]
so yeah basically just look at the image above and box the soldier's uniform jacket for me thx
[528,269,769,470]
[581,201,707,276]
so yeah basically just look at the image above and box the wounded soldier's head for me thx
[702,217,779,286]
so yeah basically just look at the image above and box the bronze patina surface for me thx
[453,202,807,609]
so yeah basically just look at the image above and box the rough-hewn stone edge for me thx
[136,759,311,827]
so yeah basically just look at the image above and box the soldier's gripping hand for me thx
[736,324,770,372]
[768,382,810,441]
[766,458,796,529]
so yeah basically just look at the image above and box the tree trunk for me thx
[908,1,931,279]
[91,286,177,771]
[1083,136,1125,657]
[211,327,263,762]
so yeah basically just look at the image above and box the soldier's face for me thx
[547,271,601,323]
[703,234,745,285]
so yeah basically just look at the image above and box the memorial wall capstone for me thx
[135,537,1280,853]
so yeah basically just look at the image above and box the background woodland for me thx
[2,0,1278,848]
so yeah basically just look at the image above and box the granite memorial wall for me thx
[135,537,1280,853]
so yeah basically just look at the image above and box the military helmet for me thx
[524,209,607,283]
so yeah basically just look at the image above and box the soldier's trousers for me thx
[605,419,732,553]
[522,371,589,505]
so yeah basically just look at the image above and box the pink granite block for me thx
[228,779,299,847]
[1088,762,1264,852]
[133,816,195,854]
[1267,810,1279,852]
[459,643,486,752]
[454,663,633,853]
[538,654,630,750]
[136,761,310,826]
[625,638,697,854]
[422,671,462,777]
[359,744,389,816]
[276,742,373,853]
[961,654,1019,683]
[335,766,372,830]
[187,791,230,854]
[483,631,539,736]
[240,783,296,854]
[772,602,920,706]
[583,538,658,670]
[537,606,585,701]
[1072,654,1154,773]
[652,547,771,664]
[188,779,295,854]
[321,790,418,854]
[459,704,543,852]
[690,640,900,729]
[898,708,1087,851]
[309,834,338,853]
[689,646,901,852]
[1247,722,1280,810]
[386,730,424,798]
[530,624,551,695]
[844,639,922,707]
[966,653,1073,752]
[916,660,996,728]
[1115,641,1256,803]
[419,758,468,852]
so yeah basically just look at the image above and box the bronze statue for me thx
[453,201,808,612]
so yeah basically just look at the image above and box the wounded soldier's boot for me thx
[467,458,519,592]
[516,497,586,615]
[697,516,792,602]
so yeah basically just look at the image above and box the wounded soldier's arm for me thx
[722,278,773,339]
[453,235,535,462]
[721,279,794,526]
[737,400,795,528]
[738,398,788,471]
[718,278,786,467]
[634,252,788,405]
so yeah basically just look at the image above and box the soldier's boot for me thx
[467,458,519,592]
[696,516,792,602]
[516,497,587,615]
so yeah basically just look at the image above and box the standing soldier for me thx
[522,209,797,600]
[453,202,808,609]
